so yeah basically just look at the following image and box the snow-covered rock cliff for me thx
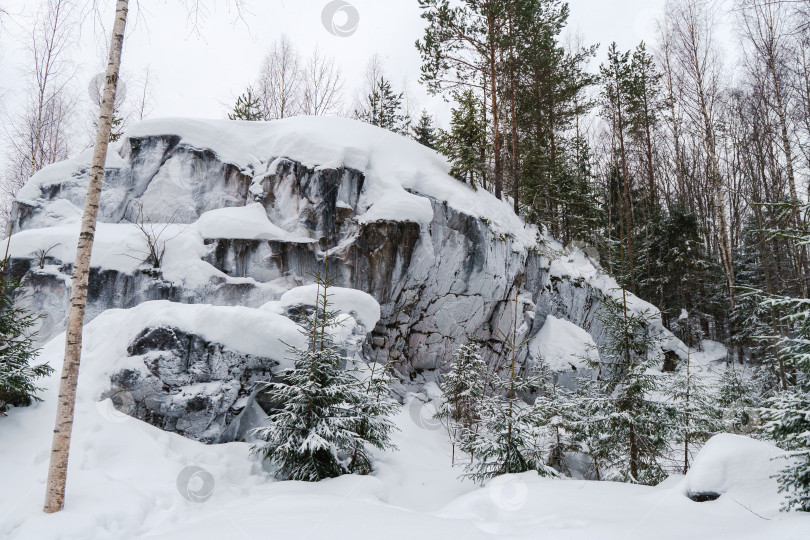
[5,116,685,441]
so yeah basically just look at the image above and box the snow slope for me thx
[1,324,807,540]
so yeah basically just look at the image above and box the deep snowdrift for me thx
[683,433,788,510]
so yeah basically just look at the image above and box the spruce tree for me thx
[760,290,810,511]
[250,271,398,481]
[533,360,581,475]
[460,385,556,483]
[732,221,789,393]
[440,89,486,189]
[436,343,486,464]
[717,362,761,435]
[580,298,670,484]
[641,207,717,329]
[228,87,264,121]
[663,348,721,473]
[741,202,810,511]
[355,76,407,134]
[763,381,810,512]
[0,268,52,414]
[459,290,557,483]
[412,109,437,149]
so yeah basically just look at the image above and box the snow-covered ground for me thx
[1,326,807,539]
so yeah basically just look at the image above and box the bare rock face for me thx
[8,122,685,441]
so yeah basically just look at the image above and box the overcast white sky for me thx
[1,0,685,133]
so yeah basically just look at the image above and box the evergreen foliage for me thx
[717,363,761,435]
[532,361,581,475]
[580,298,670,484]
[228,87,264,121]
[459,368,557,483]
[436,343,486,465]
[763,383,810,512]
[663,349,722,473]
[0,269,51,414]
[459,291,558,483]
[515,0,598,240]
[760,290,810,511]
[412,109,438,149]
[355,76,408,134]
[251,272,398,481]
[439,90,486,189]
[640,208,717,329]
[750,202,810,512]
[437,343,486,432]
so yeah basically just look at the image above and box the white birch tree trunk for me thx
[43,0,129,514]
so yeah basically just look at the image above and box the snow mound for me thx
[274,284,381,330]
[16,146,126,204]
[74,301,306,394]
[692,340,729,365]
[3,222,220,288]
[194,203,314,242]
[683,433,787,511]
[529,315,598,371]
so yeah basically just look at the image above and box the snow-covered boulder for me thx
[683,433,787,511]
[98,293,375,443]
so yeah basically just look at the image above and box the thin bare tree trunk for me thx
[488,42,502,200]
[43,0,128,514]
[507,12,520,214]
[486,5,503,200]
[685,2,736,306]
